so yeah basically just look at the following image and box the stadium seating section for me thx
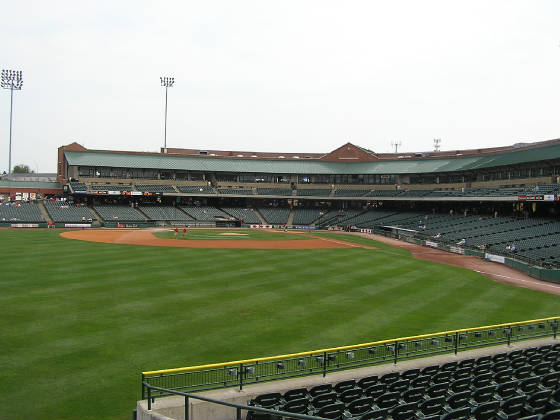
[296,189,332,197]
[247,343,560,420]
[218,188,254,195]
[176,185,215,194]
[259,207,291,225]
[0,202,45,223]
[93,205,146,222]
[44,202,96,223]
[222,208,261,224]
[257,188,293,196]
[135,184,176,193]
[181,206,230,221]
[292,208,323,225]
[91,184,132,191]
[138,206,194,221]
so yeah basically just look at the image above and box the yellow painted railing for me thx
[143,315,560,376]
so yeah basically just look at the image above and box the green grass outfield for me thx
[1,229,558,419]
[153,228,308,240]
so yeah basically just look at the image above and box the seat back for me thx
[419,396,445,415]
[494,368,514,384]
[390,403,418,420]
[493,360,510,372]
[472,364,492,376]
[358,408,387,420]
[442,407,471,420]
[441,361,458,372]
[375,391,400,409]
[280,398,308,414]
[426,382,449,398]
[401,387,425,404]
[472,401,500,420]
[458,358,475,369]
[519,377,540,393]
[334,379,356,394]
[432,371,452,384]
[527,389,552,410]
[534,361,552,376]
[346,397,374,415]
[412,375,431,388]
[339,388,363,404]
[364,383,386,399]
[316,402,345,419]
[476,355,492,365]
[542,409,560,420]
[389,379,410,393]
[250,392,282,408]
[515,365,533,379]
[311,392,337,409]
[380,372,399,384]
[500,395,526,416]
[401,368,420,380]
[496,380,518,399]
[447,391,470,409]
[450,378,471,393]
[357,375,378,389]
[453,367,471,381]
[472,373,493,388]
[492,352,508,363]
[541,372,560,389]
[421,365,440,376]
[309,383,332,398]
[472,385,496,403]
[283,388,307,402]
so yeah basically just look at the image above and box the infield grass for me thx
[1,229,559,419]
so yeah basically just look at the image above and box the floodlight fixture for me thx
[2,69,23,176]
[160,75,174,153]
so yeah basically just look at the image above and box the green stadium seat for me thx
[390,402,418,420]
[473,401,500,420]
[497,395,526,419]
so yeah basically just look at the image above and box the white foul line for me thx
[474,270,560,289]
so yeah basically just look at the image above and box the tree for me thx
[13,164,33,174]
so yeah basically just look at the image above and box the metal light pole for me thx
[160,76,174,154]
[1,70,23,176]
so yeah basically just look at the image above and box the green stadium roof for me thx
[64,142,560,175]
[0,180,62,189]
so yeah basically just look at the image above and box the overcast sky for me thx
[1,0,560,173]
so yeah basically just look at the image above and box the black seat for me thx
[543,409,560,420]
[390,402,418,420]
[508,350,524,360]
[418,396,445,416]
[493,353,508,363]
[441,407,471,420]
[497,395,526,419]
[345,397,373,417]
[309,384,332,398]
[249,392,282,408]
[278,398,308,417]
[541,371,560,389]
[515,366,533,380]
[315,402,345,419]
[472,401,500,420]
[534,361,553,376]
[446,391,470,409]
[449,378,471,395]
[364,384,386,400]
[472,373,493,389]
[412,375,431,388]
[473,364,493,376]
[339,388,363,404]
[548,388,560,411]
[311,392,337,409]
[539,345,553,354]
[246,410,278,420]
[442,361,458,372]
[388,379,409,393]
[518,377,540,395]
[495,380,518,400]
[524,347,538,358]
[494,369,514,384]
[493,360,511,373]
[380,372,399,384]
[511,357,528,369]
[477,355,492,365]
[471,385,497,404]
[401,387,425,404]
[517,415,541,420]
[426,382,449,398]
[528,354,544,366]
[401,368,421,381]
[544,351,559,363]
[458,358,475,369]
[283,388,307,402]
[453,367,471,381]
[523,389,552,416]
[358,408,387,420]
[357,375,378,389]
[374,391,400,410]
[432,371,453,384]
[335,379,356,394]
[422,365,440,376]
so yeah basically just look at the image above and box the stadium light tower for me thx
[1,70,23,176]
[391,140,402,153]
[160,76,175,154]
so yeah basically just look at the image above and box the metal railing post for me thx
[236,407,242,420]
[394,342,398,365]
[507,328,511,347]
[454,332,459,355]
[239,363,243,391]
[142,374,145,400]
[553,321,558,339]
[322,352,327,377]
[148,387,152,411]
[185,396,189,420]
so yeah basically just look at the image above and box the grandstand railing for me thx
[142,316,559,399]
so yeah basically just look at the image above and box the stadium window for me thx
[78,166,93,177]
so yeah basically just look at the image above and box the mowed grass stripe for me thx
[0,230,559,419]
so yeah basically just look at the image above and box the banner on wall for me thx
[425,241,438,248]
[485,253,505,264]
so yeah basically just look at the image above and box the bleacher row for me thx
[246,344,560,420]
[68,182,560,199]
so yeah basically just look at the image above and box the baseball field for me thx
[1,228,559,419]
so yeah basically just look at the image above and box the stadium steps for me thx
[254,209,267,225]
[287,209,295,225]
[37,201,53,224]
[89,206,104,225]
